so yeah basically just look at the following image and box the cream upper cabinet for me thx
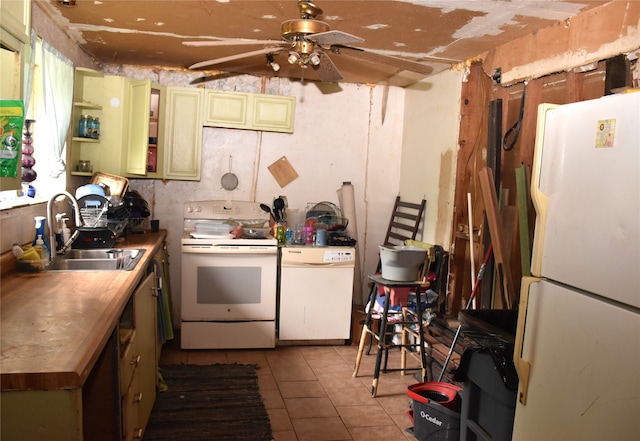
[69,72,149,178]
[124,80,165,178]
[69,68,107,177]
[70,69,204,181]
[204,90,295,133]
[162,87,203,181]
[251,94,295,133]
[204,90,248,128]
[0,0,30,44]
[125,79,152,176]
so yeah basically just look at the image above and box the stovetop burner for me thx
[182,200,276,246]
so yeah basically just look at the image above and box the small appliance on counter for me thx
[73,191,126,249]
[71,178,150,248]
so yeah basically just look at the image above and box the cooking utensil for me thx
[221,155,238,191]
[260,203,275,223]
[273,197,285,223]
[243,227,269,238]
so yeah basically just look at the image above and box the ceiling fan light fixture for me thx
[310,53,321,66]
[287,52,300,65]
[266,53,280,72]
[183,0,432,83]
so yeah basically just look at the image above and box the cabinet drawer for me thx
[121,384,144,441]
[119,328,140,395]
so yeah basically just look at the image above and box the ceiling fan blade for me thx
[332,46,434,75]
[190,72,242,84]
[308,30,364,47]
[189,47,285,70]
[312,51,343,83]
[183,40,288,48]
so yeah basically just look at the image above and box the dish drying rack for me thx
[77,195,129,235]
[80,205,109,228]
[128,217,149,233]
[78,193,113,227]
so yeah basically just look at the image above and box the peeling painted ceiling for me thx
[40,0,609,86]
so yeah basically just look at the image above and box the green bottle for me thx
[276,224,286,246]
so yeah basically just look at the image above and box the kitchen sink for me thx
[46,249,145,271]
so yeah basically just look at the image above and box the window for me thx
[0,36,73,209]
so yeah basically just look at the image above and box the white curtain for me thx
[23,30,37,116]
[39,39,73,178]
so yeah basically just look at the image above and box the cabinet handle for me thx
[134,392,143,403]
[131,354,141,366]
[133,428,143,439]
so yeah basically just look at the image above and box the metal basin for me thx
[46,248,145,271]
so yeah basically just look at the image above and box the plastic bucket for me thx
[379,245,427,281]
[407,382,462,411]
[407,382,463,441]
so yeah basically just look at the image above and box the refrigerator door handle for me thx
[529,103,558,276]
[514,276,537,405]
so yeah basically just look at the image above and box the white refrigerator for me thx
[512,92,640,440]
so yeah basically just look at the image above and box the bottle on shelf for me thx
[91,117,100,139]
[85,116,94,138]
[78,115,89,138]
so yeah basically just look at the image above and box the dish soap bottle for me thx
[54,213,71,252]
[61,216,71,245]
[32,216,51,259]
[35,235,50,262]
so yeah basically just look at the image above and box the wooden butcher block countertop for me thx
[0,230,166,392]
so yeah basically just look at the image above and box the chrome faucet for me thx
[47,191,82,259]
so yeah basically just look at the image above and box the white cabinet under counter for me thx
[279,246,355,341]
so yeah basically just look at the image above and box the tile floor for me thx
[160,334,425,441]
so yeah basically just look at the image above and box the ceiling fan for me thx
[182,0,433,83]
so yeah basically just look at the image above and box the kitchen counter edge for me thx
[0,230,167,392]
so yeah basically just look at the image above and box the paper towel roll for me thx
[338,182,358,241]
[337,181,362,304]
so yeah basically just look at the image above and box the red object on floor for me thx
[407,382,462,411]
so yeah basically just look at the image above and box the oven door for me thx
[181,245,277,321]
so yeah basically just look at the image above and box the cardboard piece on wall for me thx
[268,156,298,187]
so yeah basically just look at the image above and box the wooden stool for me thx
[353,274,431,397]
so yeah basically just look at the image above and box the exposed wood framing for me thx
[447,57,634,316]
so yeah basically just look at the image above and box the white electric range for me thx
[180,200,278,349]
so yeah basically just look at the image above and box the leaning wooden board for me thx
[479,167,515,309]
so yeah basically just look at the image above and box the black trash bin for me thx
[454,309,519,441]
[406,382,462,441]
